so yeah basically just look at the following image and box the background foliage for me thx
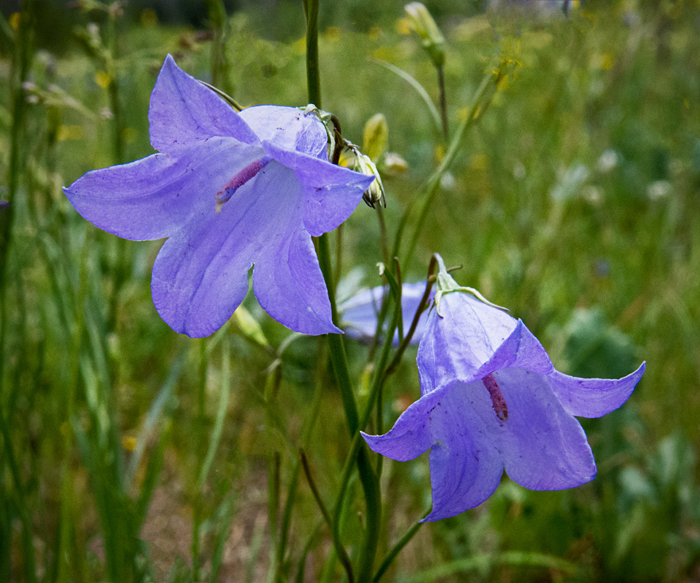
[1,0,699,581]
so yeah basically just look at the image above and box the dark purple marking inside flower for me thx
[215,156,271,212]
[483,373,508,422]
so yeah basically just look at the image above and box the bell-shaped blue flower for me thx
[362,255,645,521]
[339,281,432,344]
[64,55,374,338]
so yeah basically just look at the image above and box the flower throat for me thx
[215,156,271,213]
[483,373,508,422]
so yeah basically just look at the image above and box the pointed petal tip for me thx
[360,430,378,447]
[421,501,479,522]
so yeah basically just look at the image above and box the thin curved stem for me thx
[303,3,381,581]
[385,256,438,376]
[437,65,448,139]
[370,56,442,136]
[372,509,430,583]
[301,451,354,583]
[330,271,404,579]
[393,69,500,270]
[303,0,321,107]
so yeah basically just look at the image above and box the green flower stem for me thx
[303,3,381,580]
[307,20,381,583]
[393,69,500,270]
[57,229,90,583]
[437,65,448,139]
[384,256,438,377]
[103,11,129,333]
[301,450,354,582]
[0,0,35,397]
[377,205,390,273]
[330,276,404,582]
[205,0,232,94]
[334,223,343,289]
[370,57,442,136]
[275,338,326,579]
[262,350,283,582]
[294,519,324,583]
[372,509,430,583]
[303,0,321,107]
[191,338,209,578]
[0,6,36,579]
[317,234,359,432]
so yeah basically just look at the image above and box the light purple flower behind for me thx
[362,257,645,521]
[339,281,432,344]
[64,55,374,338]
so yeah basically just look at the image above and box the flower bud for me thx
[354,153,386,208]
[381,152,409,175]
[362,113,389,162]
[405,2,446,68]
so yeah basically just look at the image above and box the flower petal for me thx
[361,389,441,462]
[262,140,372,236]
[240,105,328,159]
[151,160,336,337]
[253,223,339,335]
[363,384,504,521]
[150,192,255,338]
[149,54,258,152]
[495,367,597,490]
[472,320,554,381]
[64,137,263,241]
[547,362,646,418]
[418,293,519,393]
[422,383,504,521]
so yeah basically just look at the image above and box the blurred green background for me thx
[1,0,699,581]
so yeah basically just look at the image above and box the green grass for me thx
[1,1,700,581]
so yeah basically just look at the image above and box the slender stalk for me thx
[0,5,36,580]
[192,338,209,578]
[0,0,35,400]
[331,276,404,582]
[303,2,383,578]
[104,10,128,333]
[267,451,281,580]
[317,235,359,432]
[300,450,354,582]
[372,509,430,583]
[335,223,343,289]
[355,448,381,580]
[393,70,500,270]
[303,0,321,107]
[205,0,232,94]
[377,205,389,269]
[275,338,326,578]
[437,65,448,139]
[57,229,90,583]
[385,257,438,376]
[370,57,442,136]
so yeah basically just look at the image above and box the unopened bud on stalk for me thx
[405,2,445,68]
[381,152,409,175]
[354,153,386,208]
[362,113,389,162]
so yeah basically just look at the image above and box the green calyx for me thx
[433,253,507,317]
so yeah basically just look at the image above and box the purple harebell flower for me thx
[363,256,645,521]
[65,55,374,337]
